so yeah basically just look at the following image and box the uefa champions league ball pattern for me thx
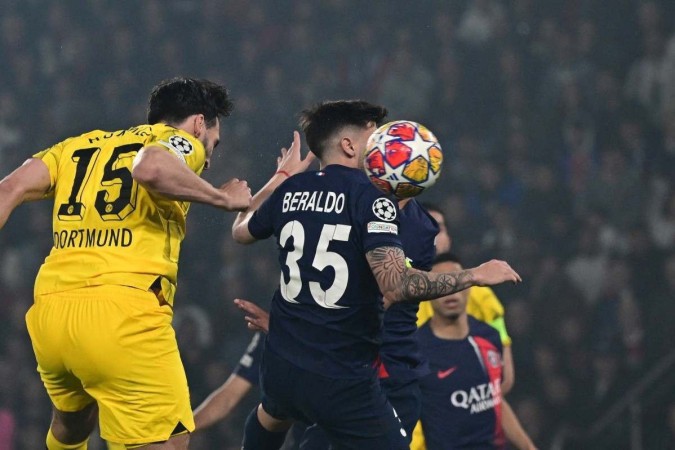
[364,121,443,198]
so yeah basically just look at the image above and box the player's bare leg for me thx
[48,402,98,449]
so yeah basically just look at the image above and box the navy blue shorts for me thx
[381,377,421,441]
[297,378,421,449]
[260,349,409,450]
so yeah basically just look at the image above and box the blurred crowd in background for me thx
[1,0,675,448]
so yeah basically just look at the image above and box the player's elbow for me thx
[0,176,27,207]
[232,224,255,245]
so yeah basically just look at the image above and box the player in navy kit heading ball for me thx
[232,100,522,450]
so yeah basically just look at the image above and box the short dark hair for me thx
[421,202,447,222]
[298,100,388,158]
[433,252,462,267]
[147,77,233,127]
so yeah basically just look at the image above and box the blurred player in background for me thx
[412,253,536,450]
[193,332,264,431]
[231,100,521,449]
[0,77,252,450]
[419,203,515,394]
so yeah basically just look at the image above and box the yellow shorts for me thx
[26,285,194,445]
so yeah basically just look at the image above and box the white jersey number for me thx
[279,221,351,309]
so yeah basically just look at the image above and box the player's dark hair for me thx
[421,202,447,223]
[147,77,233,127]
[433,252,462,267]
[298,100,388,158]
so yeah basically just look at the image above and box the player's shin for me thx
[46,428,88,450]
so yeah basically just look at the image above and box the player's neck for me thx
[320,154,359,170]
[430,313,469,340]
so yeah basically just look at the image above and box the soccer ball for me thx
[363,120,443,198]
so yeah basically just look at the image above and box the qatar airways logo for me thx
[450,380,501,414]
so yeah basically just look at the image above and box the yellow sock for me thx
[46,428,88,450]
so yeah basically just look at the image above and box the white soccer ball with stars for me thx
[363,120,443,198]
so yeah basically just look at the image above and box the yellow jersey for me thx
[33,124,206,305]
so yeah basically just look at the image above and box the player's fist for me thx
[220,178,252,211]
[470,259,522,286]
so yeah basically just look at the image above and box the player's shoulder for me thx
[468,316,501,346]
[416,320,436,342]
[58,129,111,147]
[148,124,201,147]
[401,199,440,232]
[143,124,205,163]
[285,165,381,197]
[467,285,505,320]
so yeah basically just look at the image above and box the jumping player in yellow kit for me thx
[0,77,252,449]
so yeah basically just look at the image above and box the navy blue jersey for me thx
[418,316,505,450]
[379,199,438,382]
[248,165,403,379]
[233,332,264,385]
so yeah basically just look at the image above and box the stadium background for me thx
[1,0,675,448]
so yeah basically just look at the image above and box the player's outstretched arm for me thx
[232,131,314,244]
[193,373,253,431]
[0,159,51,229]
[132,146,251,210]
[502,345,515,394]
[366,246,521,305]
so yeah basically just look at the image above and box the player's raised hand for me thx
[234,298,270,333]
[469,260,522,286]
[219,178,252,211]
[276,131,315,177]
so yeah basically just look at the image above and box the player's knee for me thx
[50,403,98,444]
[242,406,289,450]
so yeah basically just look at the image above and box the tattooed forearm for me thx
[367,246,475,304]
[367,246,407,294]
[402,270,474,302]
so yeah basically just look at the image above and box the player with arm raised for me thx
[192,134,314,435]
[414,253,536,450]
[231,100,520,450]
[0,77,251,450]
[419,202,516,394]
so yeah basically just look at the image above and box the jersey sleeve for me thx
[357,186,403,253]
[248,189,279,240]
[233,332,263,386]
[467,286,512,346]
[488,316,512,347]
[33,139,70,196]
[149,129,206,174]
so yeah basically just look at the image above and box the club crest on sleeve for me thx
[487,349,501,368]
[372,198,396,222]
[168,135,194,155]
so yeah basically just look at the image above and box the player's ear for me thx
[192,114,206,138]
[340,137,356,158]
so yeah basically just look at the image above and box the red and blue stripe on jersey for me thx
[417,316,505,449]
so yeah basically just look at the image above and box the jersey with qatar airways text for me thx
[33,124,206,304]
[248,164,403,379]
[418,317,505,450]
[378,198,438,382]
